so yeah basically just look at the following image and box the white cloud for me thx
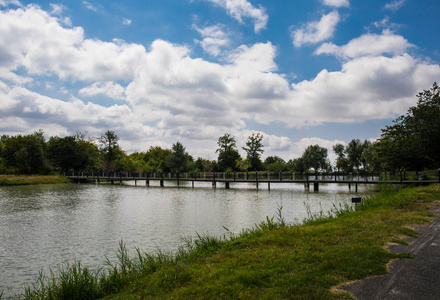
[122,18,132,25]
[291,11,340,47]
[206,0,268,33]
[1,4,440,159]
[193,24,230,56]
[384,0,405,11]
[293,137,346,161]
[314,30,414,59]
[0,0,22,7]
[322,0,349,8]
[79,82,125,100]
[0,5,146,81]
[83,1,97,11]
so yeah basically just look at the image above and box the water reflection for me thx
[0,182,366,296]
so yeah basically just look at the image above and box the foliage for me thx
[302,144,328,172]
[377,82,440,171]
[99,131,122,167]
[242,132,264,171]
[165,141,192,172]
[143,146,173,172]
[18,185,440,299]
[216,134,241,171]
[1,132,49,174]
[264,156,288,172]
[47,135,99,172]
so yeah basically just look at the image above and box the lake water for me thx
[0,181,369,296]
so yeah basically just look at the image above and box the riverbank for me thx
[12,184,440,299]
[0,175,70,186]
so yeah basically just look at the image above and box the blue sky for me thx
[1,0,439,162]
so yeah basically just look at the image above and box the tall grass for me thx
[15,214,287,300]
[13,185,440,299]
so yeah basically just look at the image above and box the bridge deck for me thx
[65,172,439,191]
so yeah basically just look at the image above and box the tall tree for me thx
[302,145,328,172]
[264,156,287,172]
[2,133,47,174]
[378,82,440,171]
[216,133,240,171]
[345,139,363,172]
[332,143,347,172]
[99,131,120,163]
[165,141,190,172]
[242,132,264,171]
[143,146,173,172]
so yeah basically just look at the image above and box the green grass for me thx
[0,175,70,186]
[9,184,440,300]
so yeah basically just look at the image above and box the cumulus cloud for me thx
[0,5,146,81]
[1,4,440,158]
[314,30,414,59]
[322,0,349,8]
[193,24,231,56]
[206,0,268,33]
[291,11,340,47]
[293,137,346,161]
[79,82,125,100]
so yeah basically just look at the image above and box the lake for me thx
[0,181,369,296]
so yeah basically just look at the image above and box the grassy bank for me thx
[0,175,70,186]
[11,184,440,300]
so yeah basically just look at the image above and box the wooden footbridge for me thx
[65,171,440,192]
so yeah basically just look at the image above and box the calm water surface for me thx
[0,181,370,296]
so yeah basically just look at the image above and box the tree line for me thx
[1,83,439,175]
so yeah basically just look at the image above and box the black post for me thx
[400,169,403,183]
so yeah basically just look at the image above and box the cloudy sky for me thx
[1,0,439,162]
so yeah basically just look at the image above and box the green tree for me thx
[47,136,80,172]
[302,145,328,172]
[242,132,264,171]
[99,130,123,171]
[332,143,347,172]
[378,82,440,170]
[345,139,363,172]
[2,133,48,174]
[99,131,120,162]
[165,141,191,172]
[143,146,173,172]
[264,156,287,172]
[216,133,241,171]
[287,158,307,173]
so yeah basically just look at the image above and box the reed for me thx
[13,184,440,299]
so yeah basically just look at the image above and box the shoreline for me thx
[0,175,70,186]
[6,184,440,299]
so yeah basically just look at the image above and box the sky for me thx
[1,0,440,163]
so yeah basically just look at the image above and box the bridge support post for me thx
[314,182,319,191]
[304,182,310,191]
[268,182,270,191]
[146,180,149,186]
[160,180,164,187]
[225,182,230,189]
[348,183,351,191]
[355,183,358,193]
[212,182,216,189]
[111,179,114,185]
[192,180,194,188]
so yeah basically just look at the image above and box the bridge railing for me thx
[63,170,440,183]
